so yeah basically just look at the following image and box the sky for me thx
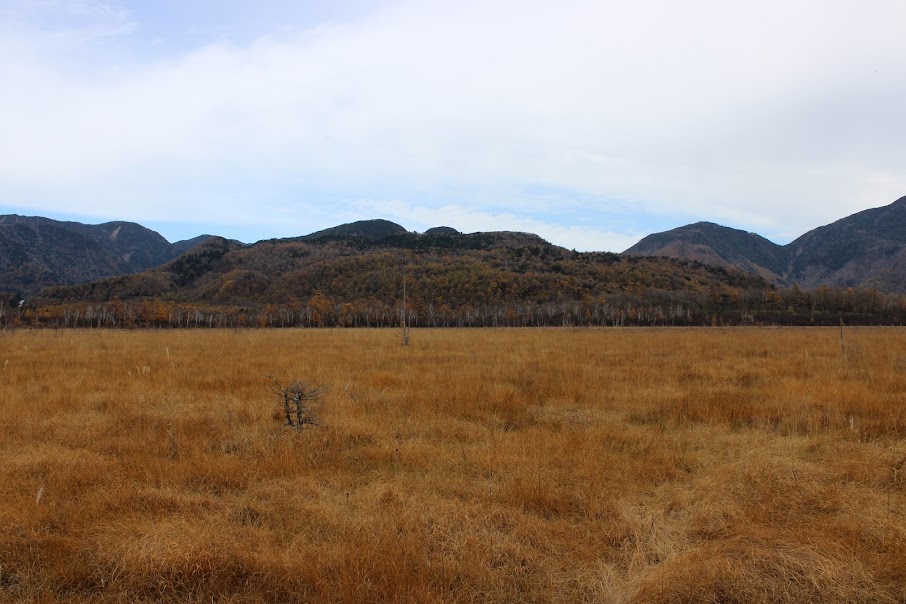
[1,0,905,251]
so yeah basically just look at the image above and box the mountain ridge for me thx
[624,195,906,292]
[0,215,216,296]
[31,225,780,330]
[3,196,906,298]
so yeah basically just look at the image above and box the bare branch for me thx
[265,375,326,429]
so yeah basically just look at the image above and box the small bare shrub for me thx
[266,375,326,429]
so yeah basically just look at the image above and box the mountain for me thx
[7,194,906,303]
[624,196,906,292]
[31,228,771,325]
[0,215,213,296]
[301,219,408,241]
[424,226,460,235]
[22,210,906,328]
[625,222,788,283]
[172,235,217,256]
[786,197,906,291]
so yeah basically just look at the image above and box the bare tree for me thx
[839,312,846,358]
[266,375,326,429]
[400,260,410,346]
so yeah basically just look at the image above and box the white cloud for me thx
[1,0,905,248]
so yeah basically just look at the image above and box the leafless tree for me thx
[400,260,410,346]
[266,375,326,429]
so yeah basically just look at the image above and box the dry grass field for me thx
[1,327,906,603]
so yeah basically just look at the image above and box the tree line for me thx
[5,284,905,329]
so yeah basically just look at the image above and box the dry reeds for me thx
[0,327,905,602]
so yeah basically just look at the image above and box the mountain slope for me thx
[33,229,769,316]
[625,222,788,283]
[624,196,906,292]
[301,219,408,241]
[0,220,129,295]
[787,196,906,290]
[172,235,217,256]
[0,215,196,295]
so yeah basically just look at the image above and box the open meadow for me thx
[1,327,906,603]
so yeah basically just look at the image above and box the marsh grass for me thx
[1,327,905,602]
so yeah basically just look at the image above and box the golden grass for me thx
[1,327,905,603]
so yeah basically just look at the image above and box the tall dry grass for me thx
[1,327,905,602]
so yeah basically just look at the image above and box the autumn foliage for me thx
[13,232,905,328]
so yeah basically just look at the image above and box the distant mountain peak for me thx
[302,219,408,241]
[424,226,460,235]
[624,195,906,292]
[625,220,787,283]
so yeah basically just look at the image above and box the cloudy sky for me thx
[1,0,904,250]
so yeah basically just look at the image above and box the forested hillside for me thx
[0,215,212,295]
[13,226,904,328]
